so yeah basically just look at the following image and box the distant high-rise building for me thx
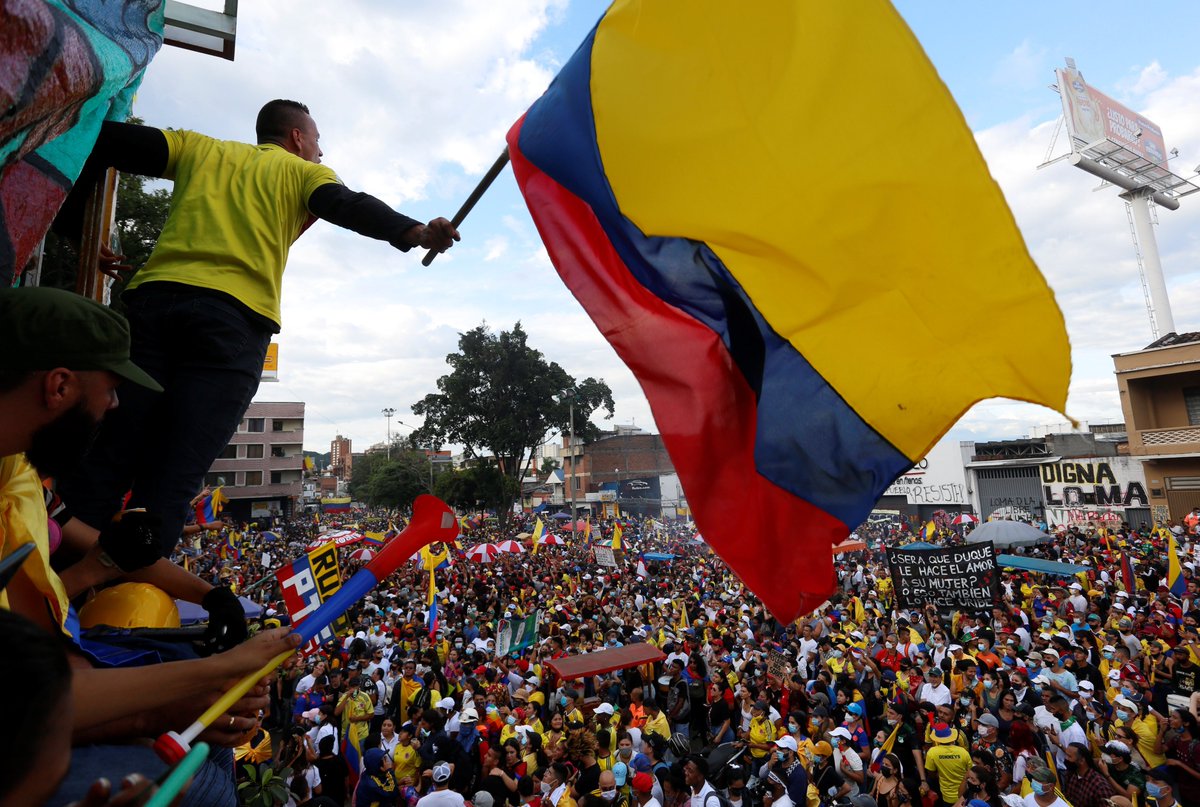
[331,435,352,480]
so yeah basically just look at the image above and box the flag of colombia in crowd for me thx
[507,0,1070,620]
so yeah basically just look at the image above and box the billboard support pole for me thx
[1121,188,1175,336]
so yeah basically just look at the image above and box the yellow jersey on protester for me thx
[127,131,341,327]
[0,454,71,637]
[392,742,420,784]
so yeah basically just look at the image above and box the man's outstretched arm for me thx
[52,121,170,243]
[307,183,459,253]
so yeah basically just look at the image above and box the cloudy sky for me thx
[133,1,1200,455]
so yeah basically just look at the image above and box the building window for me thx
[245,471,263,486]
[217,444,238,459]
[246,444,264,459]
[270,471,283,484]
[1185,387,1200,426]
[204,472,226,487]
[272,419,285,432]
[271,446,287,458]
[247,418,265,433]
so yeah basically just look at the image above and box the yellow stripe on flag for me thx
[590,0,1071,460]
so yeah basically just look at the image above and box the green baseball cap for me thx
[0,287,163,391]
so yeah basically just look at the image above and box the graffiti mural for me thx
[0,0,164,284]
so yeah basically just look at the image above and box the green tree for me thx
[539,456,560,477]
[39,117,170,299]
[412,322,613,524]
[434,464,520,512]
[348,451,388,501]
[366,457,426,509]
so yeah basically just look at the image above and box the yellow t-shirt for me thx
[748,716,777,759]
[925,743,971,798]
[128,131,341,326]
[1119,716,1166,768]
[393,743,420,784]
[0,455,71,636]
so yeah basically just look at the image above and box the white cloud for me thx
[132,10,1200,455]
[992,40,1048,88]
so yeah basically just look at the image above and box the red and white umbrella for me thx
[495,540,525,554]
[349,547,375,562]
[306,529,365,551]
[466,543,500,563]
[539,534,566,546]
[951,514,979,525]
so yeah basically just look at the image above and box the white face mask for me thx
[541,783,553,796]
[601,791,617,801]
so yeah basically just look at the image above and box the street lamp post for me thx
[382,408,395,460]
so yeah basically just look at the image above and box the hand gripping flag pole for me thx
[153,495,459,764]
[421,148,510,267]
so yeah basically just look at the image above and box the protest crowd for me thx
[146,503,1200,807]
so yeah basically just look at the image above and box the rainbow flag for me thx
[194,487,226,524]
[1168,532,1185,598]
[505,0,1070,619]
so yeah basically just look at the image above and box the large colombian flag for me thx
[507,0,1071,620]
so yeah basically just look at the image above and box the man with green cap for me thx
[0,286,165,633]
[0,287,305,804]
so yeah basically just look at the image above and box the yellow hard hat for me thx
[79,583,181,629]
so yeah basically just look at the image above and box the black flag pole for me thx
[421,147,511,267]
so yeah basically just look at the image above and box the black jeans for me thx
[58,284,272,553]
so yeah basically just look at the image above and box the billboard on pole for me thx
[1056,66,1167,166]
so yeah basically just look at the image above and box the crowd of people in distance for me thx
[163,507,1200,807]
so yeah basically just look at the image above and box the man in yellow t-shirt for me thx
[923,724,970,807]
[55,100,460,598]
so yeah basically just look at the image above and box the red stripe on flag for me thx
[509,120,843,620]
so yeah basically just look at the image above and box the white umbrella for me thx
[349,547,375,562]
[466,543,500,562]
[966,520,1050,549]
[495,540,525,553]
[952,514,979,525]
[540,534,566,546]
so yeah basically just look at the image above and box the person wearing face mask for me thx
[1110,695,1166,768]
[809,741,851,805]
[830,727,864,796]
[869,752,908,807]
[1018,765,1068,807]
[589,769,629,807]
[969,714,1011,792]
[1144,765,1181,807]
[768,736,808,807]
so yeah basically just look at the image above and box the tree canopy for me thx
[411,322,613,519]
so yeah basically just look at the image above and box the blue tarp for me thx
[532,502,549,513]
[176,596,264,625]
[643,552,676,561]
[997,554,1089,575]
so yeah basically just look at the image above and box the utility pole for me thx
[566,390,577,542]
[382,408,395,460]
